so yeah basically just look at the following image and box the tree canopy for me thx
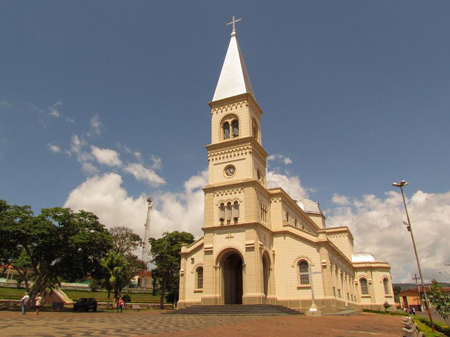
[91,226,146,305]
[149,231,195,308]
[109,226,142,255]
[0,200,113,298]
[429,279,450,325]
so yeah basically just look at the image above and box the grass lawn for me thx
[0,287,160,303]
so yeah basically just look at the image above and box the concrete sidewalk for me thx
[0,310,406,336]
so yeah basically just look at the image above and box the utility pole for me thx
[412,274,422,311]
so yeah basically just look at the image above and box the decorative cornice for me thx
[211,100,248,115]
[214,188,244,198]
[208,144,252,162]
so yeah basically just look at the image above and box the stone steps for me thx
[169,304,303,316]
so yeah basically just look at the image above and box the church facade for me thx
[178,25,394,313]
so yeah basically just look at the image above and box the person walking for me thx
[35,293,43,315]
[21,292,29,315]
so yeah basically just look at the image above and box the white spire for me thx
[212,20,255,102]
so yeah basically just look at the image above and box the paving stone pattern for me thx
[0,311,406,337]
[0,312,262,337]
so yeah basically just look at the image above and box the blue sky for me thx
[1,1,449,282]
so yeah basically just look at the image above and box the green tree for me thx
[149,231,195,309]
[393,285,402,304]
[109,226,147,284]
[428,279,450,326]
[101,252,130,306]
[91,227,146,306]
[0,200,113,300]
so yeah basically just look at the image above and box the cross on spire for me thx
[227,16,242,33]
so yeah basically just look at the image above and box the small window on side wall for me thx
[383,278,390,294]
[196,267,203,289]
[360,278,369,295]
[299,260,310,285]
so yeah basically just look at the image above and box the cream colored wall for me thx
[326,231,354,260]
[209,95,262,145]
[371,270,395,305]
[272,233,323,300]
[183,247,205,302]
[307,213,326,229]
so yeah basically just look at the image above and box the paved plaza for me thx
[0,310,407,337]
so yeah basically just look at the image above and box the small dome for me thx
[352,252,376,263]
[296,199,323,214]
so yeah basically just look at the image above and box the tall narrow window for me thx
[232,120,239,137]
[223,122,230,139]
[383,278,390,294]
[252,120,258,139]
[227,202,232,221]
[196,267,203,289]
[360,278,369,295]
[299,261,310,285]
[220,203,225,220]
[233,201,239,219]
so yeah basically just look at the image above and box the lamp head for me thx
[393,180,409,187]
[403,221,411,231]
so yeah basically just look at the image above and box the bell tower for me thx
[204,19,268,228]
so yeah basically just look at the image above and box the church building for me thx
[178,21,394,313]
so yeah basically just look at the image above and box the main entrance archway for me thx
[222,252,243,304]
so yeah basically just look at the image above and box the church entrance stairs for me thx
[168,304,303,316]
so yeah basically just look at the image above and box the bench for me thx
[131,304,141,311]
[0,302,10,310]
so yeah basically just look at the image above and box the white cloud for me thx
[81,162,99,175]
[49,101,63,117]
[124,162,166,187]
[47,143,61,153]
[150,155,162,170]
[64,171,207,251]
[91,145,122,167]
[89,114,102,136]
[0,100,12,109]
[267,154,292,166]
[331,193,351,206]
[64,173,148,239]
[71,135,93,164]
[325,190,450,283]
[267,171,309,200]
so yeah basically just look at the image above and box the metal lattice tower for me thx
[142,196,153,267]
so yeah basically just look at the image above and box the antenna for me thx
[142,196,153,267]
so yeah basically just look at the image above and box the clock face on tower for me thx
[224,165,236,177]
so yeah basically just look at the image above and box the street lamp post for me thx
[393,180,434,331]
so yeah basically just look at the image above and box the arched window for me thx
[360,278,369,295]
[233,201,239,219]
[219,203,225,221]
[252,120,258,139]
[232,120,239,137]
[298,260,310,285]
[383,278,390,294]
[196,267,203,289]
[223,122,230,139]
[227,202,232,221]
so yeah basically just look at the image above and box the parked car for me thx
[73,298,97,312]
